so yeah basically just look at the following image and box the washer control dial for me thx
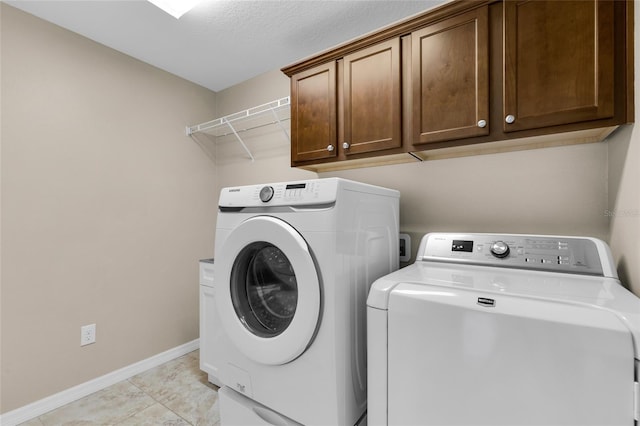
[259,186,274,202]
[490,241,510,258]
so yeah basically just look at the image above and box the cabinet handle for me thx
[505,115,515,124]
[342,142,350,149]
[477,120,487,128]
[327,144,335,152]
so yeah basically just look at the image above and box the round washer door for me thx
[216,216,321,365]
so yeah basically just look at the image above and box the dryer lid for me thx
[368,261,640,357]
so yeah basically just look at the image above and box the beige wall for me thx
[607,1,640,295]
[328,142,610,256]
[608,125,640,295]
[1,4,217,413]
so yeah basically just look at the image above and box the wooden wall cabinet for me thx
[290,39,402,164]
[503,0,615,132]
[290,62,337,163]
[411,7,489,146]
[343,39,402,156]
[283,0,633,171]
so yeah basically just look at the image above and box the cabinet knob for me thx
[327,144,335,152]
[505,115,516,124]
[477,119,487,128]
[342,142,350,149]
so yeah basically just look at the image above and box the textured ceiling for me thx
[5,0,447,92]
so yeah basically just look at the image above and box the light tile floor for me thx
[19,350,220,426]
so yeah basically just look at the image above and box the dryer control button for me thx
[259,186,274,202]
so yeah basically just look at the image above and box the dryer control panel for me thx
[420,233,613,277]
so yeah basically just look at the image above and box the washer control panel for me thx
[219,179,338,208]
[422,233,606,276]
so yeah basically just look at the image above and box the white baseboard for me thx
[0,339,199,426]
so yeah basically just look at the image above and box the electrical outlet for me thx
[399,233,411,262]
[80,324,96,346]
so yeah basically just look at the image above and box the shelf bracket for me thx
[271,107,290,141]
[223,117,255,162]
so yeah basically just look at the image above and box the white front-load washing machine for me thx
[367,232,640,426]
[209,178,399,426]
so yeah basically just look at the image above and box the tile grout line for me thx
[125,372,195,425]
[110,380,158,425]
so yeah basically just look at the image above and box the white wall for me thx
[1,4,217,413]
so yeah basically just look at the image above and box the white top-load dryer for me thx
[209,178,399,425]
[367,233,640,426]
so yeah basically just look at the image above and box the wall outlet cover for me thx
[81,324,96,346]
[399,233,411,262]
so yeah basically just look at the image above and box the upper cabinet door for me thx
[412,7,489,145]
[290,62,337,163]
[343,39,402,155]
[503,0,615,132]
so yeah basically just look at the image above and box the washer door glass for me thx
[231,243,298,337]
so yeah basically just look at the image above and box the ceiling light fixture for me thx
[147,0,204,19]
